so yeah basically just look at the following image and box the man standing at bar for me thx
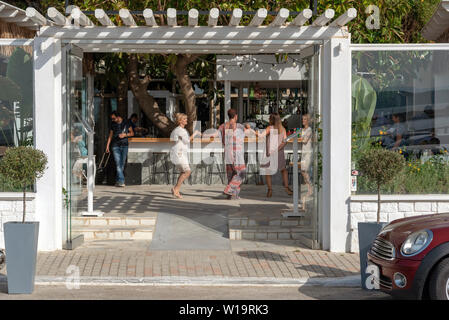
[219,109,247,200]
[106,111,134,187]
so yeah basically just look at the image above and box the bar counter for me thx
[126,137,303,185]
[128,137,302,153]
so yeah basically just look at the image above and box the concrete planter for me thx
[358,221,387,290]
[4,222,39,294]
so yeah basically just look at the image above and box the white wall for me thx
[321,37,352,252]
[0,195,35,249]
[34,37,63,251]
[349,196,449,252]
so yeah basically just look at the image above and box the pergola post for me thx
[321,36,352,252]
[224,80,231,121]
[238,84,243,122]
[34,37,63,251]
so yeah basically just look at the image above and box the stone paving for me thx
[28,240,360,280]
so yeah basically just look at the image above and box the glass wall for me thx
[0,45,34,191]
[352,50,449,194]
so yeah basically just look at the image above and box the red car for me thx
[367,213,449,300]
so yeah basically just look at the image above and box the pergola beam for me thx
[208,8,219,26]
[167,8,177,26]
[95,8,115,26]
[188,8,199,26]
[292,9,312,26]
[330,8,357,27]
[249,8,267,27]
[119,8,136,26]
[0,8,18,18]
[143,8,157,26]
[269,8,289,27]
[25,7,47,26]
[312,9,335,26]
[72,7,94,26]
[229,8,242,26]
[47,7,68,26]
[40,25,343,41]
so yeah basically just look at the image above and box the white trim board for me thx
[0,192,36,201]
[351,194,449,202]
[351,43,449,51]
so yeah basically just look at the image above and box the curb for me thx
[1,275,361,287]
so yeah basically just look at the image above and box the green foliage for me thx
[359,148,405,221]
[0,76,21,102]
[359,148,405,188]
[0,147,47,189]
[0,147,47,221]
[352,74,377,153]
[357,151,449,194]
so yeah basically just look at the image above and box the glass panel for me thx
[303,51,320,249]
[352,50,449,194]
[0,45,34,191]
[65,46,86,244]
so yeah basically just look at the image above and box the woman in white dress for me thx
[170,113,200,199]
[300,114,313,211]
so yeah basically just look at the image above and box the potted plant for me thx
[0,146,47,294]
[357,148,405,289]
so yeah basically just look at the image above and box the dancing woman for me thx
[257,113,293,198]
[170,113,200,199]
[219,109,247,200]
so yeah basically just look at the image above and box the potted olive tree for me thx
[357,148,405,289]
[0,146,47,294]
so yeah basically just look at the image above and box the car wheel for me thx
[429,257,449,300]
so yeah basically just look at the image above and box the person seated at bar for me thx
[106,111,134,187]
[256,113,293,198]
[128,113,148,137]
[244,123,256,136]
[385,113,407,150]
[170,113,201,199]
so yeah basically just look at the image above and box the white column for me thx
[34,37,63,251]
[321,37,352,252]
[238,83,243,122]
[224,80,231,121]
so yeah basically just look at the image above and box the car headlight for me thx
[400,230,433,257]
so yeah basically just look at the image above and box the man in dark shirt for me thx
[106,111,134,187]
[128,113,148,137]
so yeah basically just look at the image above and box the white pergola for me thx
[25,6,354,252]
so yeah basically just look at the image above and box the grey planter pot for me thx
[358,221,387,290]
[4,222,39,294]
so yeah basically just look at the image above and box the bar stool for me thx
[151,152,170,185]
[206,152,226,185]
[244,151,261,184]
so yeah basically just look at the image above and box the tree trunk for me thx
[128,54,176,137]
[173,54,199,134]
[117,76,128,118]
[22,185,26,223]
[377,183,381,224]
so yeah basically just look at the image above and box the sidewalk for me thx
[0,240,361,285]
